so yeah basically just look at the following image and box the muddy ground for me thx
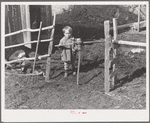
[5,29,146,109]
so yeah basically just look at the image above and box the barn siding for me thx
[5,5,24,46]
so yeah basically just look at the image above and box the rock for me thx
[9,50,26,61]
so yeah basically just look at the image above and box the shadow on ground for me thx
[111,67,146,91]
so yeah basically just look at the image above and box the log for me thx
[138,4,141,32]
[104,20,111,93]
[45,13,56,82]
[83,40,105,44]
[112,18,118,88]
[114,40,146,47]
[55,40,105,47]
[5,38,53,49]
[5,25,54,37]
[109,21,146,30]
[5,54,50,64]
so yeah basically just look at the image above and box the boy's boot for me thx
[64,70,68,78]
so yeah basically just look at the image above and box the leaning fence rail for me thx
[5,38,53,49]
[113,40,146,47]
[110,21,146,30]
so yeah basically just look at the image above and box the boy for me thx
[58,26,77,78]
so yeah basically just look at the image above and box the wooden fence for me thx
[5,12,56,82]
[104,18,146,93]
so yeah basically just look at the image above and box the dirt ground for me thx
[5,30,146,109]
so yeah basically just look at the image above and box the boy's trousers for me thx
[64,53,76,72]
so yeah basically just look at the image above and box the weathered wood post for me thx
[112,18,118,89]
[104,20,111,93]
[138,4,141,32]
[45,13,56,82]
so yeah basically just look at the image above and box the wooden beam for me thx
[109,21,146,31]
[5,54,50,64]
[5,25,54,37]
[138,4,141,32]
[104,20,111,93]
[112,18,118,89]
[114,40,146,47]
[83,40,105,44]
[55,40,105,48]
[5,38,53,49]
[45,12,56,82]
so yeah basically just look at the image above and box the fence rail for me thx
[104,18,146,93]
[5,25,54,37]
[110,21,146,30]
[5,54,50,64]
[114,40,146,47]
[55,40,105,47]
[5,38,53,49]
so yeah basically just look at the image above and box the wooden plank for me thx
[138,5,140,32]
[109,21,146,31]
[45,12,55,82]
[5,54,50,64]
[112,18,118,89]
[5,25,54,37]
[5,38,53,49]
[104,20,111,93]
[83,40,105,44]
[115,40,146,47]
[32,22,42,73]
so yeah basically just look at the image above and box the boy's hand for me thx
[58,45,64,50]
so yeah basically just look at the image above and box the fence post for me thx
[45,13,56,82]
[104,20,111,93]
[112,18,118,89]
[138,4,141,32]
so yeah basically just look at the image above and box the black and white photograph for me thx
[1,1,149,122]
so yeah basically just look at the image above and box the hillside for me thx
[54,5,146,40]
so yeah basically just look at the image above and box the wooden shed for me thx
[5,5,53,59]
